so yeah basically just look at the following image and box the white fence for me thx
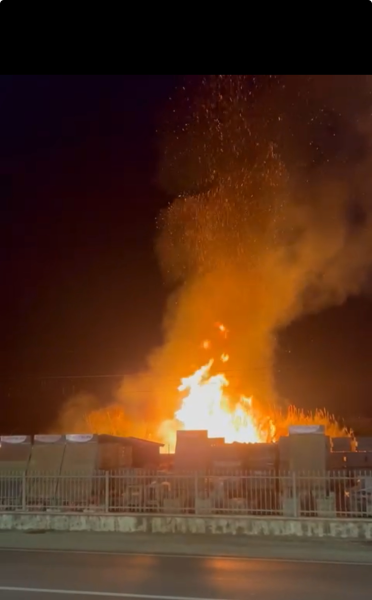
[0,470,371,518]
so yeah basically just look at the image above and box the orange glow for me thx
[158,324,350,451]
[173,358,270,444]
[80,325,350,452]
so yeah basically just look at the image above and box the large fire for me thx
[158,324,275,450]
[174,357,269,444]
[81,322,350,448]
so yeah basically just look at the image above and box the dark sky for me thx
[1,75,372,434]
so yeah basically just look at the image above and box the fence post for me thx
[22,472,26,511]
[104,471,109,512]
[292,471,298,517]
[194,472,198,514]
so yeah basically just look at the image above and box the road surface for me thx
[0,549,370,599]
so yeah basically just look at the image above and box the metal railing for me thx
[0,470,371,518]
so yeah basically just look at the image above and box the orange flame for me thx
[173,359,269,444]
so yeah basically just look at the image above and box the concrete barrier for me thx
[0,512,371,539]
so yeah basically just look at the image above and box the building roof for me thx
[95,434,164,447]
[124,436,164,447]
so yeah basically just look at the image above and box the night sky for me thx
[1,75,372,435]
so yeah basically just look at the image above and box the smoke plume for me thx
[115,75,372,438]
[53,392,98,434]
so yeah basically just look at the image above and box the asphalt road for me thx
[0,549,370,600]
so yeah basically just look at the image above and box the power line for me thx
[1,364,312,382]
